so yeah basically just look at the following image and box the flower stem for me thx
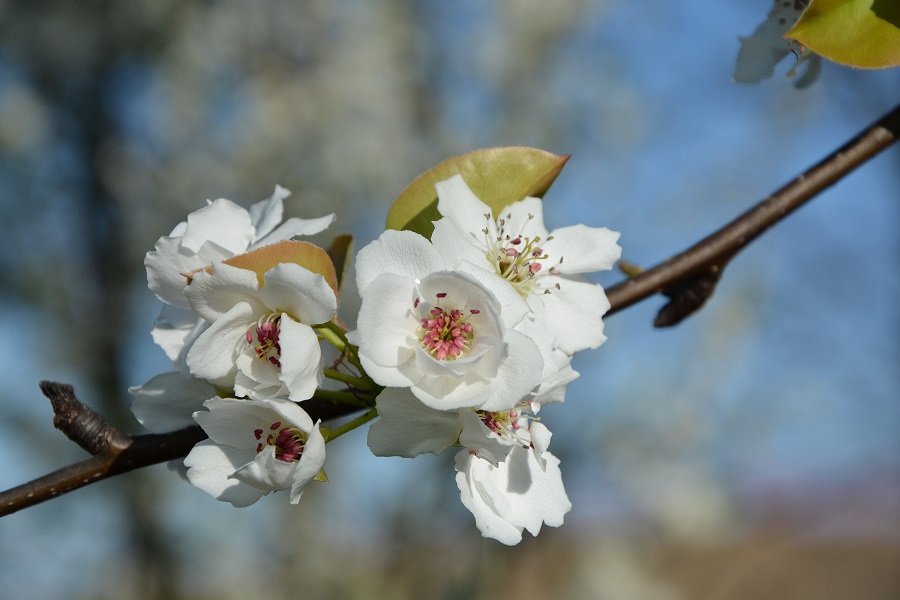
[325,408,378,442]
[316,322,347,352]
[323,369,374,390]
[312,388,370,407]
[316,320,365,372]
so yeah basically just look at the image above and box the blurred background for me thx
[0,1,897,598]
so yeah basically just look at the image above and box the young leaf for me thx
[386,147,570,239]
[787,0,900,68]
[222,240,339,295]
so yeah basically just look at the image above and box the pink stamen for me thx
[418,296,478,361]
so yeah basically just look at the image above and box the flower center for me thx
[253,421,307,463]
[482,212,561,297]
[478,403,536,448]
[415,291,480,361]
[246,313,282,368]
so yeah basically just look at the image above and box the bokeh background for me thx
[1,1,898,599]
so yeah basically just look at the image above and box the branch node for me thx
[654,265,725,328]
[39,381,132,455]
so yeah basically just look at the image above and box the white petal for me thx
[129,372,216,433]
[354,229,445,295]
[278,316,323,401]
[533,275,610,354]
[455,451,524,545]
[435,175,493,240]
[412,372,496,411]
[290,423,326,503]
[477,329,544,412]
[430,218,490,269]
[145,238,231,309]
[482,446,571,535]
[255,216,336,248]
[455,260,529,327]
[543,225,621,274]
[184,440,267,507]
[357,353,418,388]
[248,185,289,243]
[186,303,255,383]
[193,397,275,448]
[186,262,265,322]
[354,273,418,373]
[458,410,513,466]
[234,360,282,400]
[232,445,298,491]
[180,198,254,254]
[529,422,552,455]
[150,305,200,364]
[258,264,336,325]
[367,388,462,457]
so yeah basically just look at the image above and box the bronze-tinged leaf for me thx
[787,0,900,69]
[386,146,570,239]
[326,234,354,292]
[223,240,339,296]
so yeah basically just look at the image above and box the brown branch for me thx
[0,383,368,517]
[2,104,898,517]
[605,102,900,324]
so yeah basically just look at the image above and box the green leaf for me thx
[186,240,339,296]
[787,0,900,69]
[386,147,570,239]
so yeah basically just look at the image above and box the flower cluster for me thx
[131,187,336,505]
[353,175,620,543]
[130,158,621,545]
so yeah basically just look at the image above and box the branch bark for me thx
[1,103,898,518]
[605,102,900,324]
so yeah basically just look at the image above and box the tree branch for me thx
[1,103,898,518]
[605,102,900,325]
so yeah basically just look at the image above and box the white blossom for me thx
[184,396,326,507]
[431,175,621,355]
[349,229,544,412]
[368,388,571,544]
[184,261,336,402]
[145,186,335,369]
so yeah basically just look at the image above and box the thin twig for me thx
[605,103,900,323]
[1,104,898,517]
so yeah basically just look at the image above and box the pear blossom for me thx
[431,174,621,354]
[348,229,544,412]
[184,396,325,506]
[145,186,335,369]
[185,261,336,402]
[367,388,571,544]
[455,425,570,545]
[734,0,822,88]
